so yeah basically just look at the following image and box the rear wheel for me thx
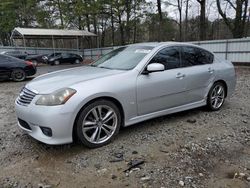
[11,69,26,82]
[75,59,80,64]
[207,82,226,111]
[75,100,121,148]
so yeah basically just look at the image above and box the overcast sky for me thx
[147,0,250,21]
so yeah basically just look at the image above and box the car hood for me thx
[26,66,124,94]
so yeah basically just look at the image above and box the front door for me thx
[136,46,188,115]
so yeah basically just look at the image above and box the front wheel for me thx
[207,82,226,111]
[54,60,60,65]
[75,100,121,148]
[11,69,26,82]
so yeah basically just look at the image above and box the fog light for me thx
[40,127,52,137]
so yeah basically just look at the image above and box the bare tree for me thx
[216,0,249,38]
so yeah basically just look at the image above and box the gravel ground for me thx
[0,65,249,188]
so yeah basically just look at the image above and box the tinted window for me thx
[181,46,214,67]
[62,53,71,58]
[150,47,181,70]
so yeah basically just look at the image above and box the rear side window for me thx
[150,47,181,70]
[181,46,214,67]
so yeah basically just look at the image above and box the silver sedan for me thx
[15,42,236,148]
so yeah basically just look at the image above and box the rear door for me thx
[180,46,215,103]
[61,53,71,63]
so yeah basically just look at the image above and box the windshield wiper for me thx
[98,66,113,70]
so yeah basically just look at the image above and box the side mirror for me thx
[143,63,165,74]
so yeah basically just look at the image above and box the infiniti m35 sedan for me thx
[15,42,236,148]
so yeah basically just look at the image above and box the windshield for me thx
[92,46,153,70]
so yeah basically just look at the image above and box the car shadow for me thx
[30,106,208,156]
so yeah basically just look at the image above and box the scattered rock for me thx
[132,150,138,154]
[243,120,247,124]
[111,174,117,179]
[109,158,124,163]
[97,168,107,174]
[124,159,145,172]
[199,173,204,177]
[140,176,151,182]
[239,172,245,177]
[187,119,196,124]
[94,163,101,169]
[179,180,185,187]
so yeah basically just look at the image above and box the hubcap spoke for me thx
[97,106,103,119]
[91,108,99,121]
[103,123,115,131]
[103,111,114,123]
[101,126,112,136]
[90,127,99,142]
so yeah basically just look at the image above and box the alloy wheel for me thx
[82,105,118,144]
[210,84,225,109]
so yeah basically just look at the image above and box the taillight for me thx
[25,61,33,66]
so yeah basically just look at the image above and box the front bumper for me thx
[15,99,74,145]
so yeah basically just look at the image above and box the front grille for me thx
[18,118,31,130]
[17,87,36,106]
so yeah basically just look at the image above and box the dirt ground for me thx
[0,65,250,188]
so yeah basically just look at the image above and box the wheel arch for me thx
[72,96,125,141]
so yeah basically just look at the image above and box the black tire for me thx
[32,60,38,66]
[207,82,226,111]
[11,69,26,82]
[75,100,121,148]
[54,60,60,65]
[75,59,80,64]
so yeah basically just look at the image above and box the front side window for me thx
[181,46,214,67]
[149,47,181,70]
[92,46,153,70]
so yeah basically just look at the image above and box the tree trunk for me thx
[85,14,90,32]
[118,14,125,45]
[177,0,182,41]
[184,0,189,41]
[133,0,137,43]
[125,0,131,43]
[157,0,163,21]
[157,0,163,41]
[93,14,97,34]
[57,0,64,28]
[110,5,115,45]
[197,0,206,40]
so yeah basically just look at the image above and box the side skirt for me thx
[125,100,206,127]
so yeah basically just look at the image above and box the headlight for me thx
[36,88,76,106]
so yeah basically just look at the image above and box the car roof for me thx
[129,42,201,48]
[128,42,211,53]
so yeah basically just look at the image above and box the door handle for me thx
[176,73,185,79]
[208,67,214,74]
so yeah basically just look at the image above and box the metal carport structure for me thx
[10,27,97,51]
